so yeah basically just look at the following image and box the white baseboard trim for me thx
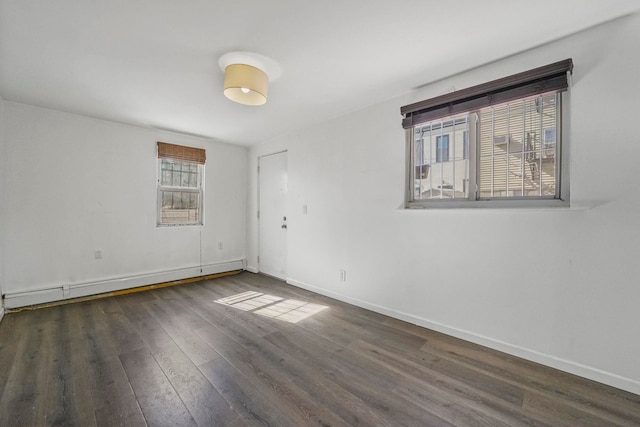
[245,265,259,274]
[0,306,4,324]
[4,260,245,309]
[286,277,640,396]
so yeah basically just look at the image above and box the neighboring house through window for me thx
[436,135,449,163]
[402,59,572,207]
[157,142,205,225]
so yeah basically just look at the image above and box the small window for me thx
[402,59,572,208]
[157,142,205,225]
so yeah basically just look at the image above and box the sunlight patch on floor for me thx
[215,292,328,323]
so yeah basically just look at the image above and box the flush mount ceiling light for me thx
[219,52,282,106]
[223,64,268,105]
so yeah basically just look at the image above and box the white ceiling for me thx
[1,1,638,146]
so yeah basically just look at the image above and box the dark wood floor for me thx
[0,273,639,426]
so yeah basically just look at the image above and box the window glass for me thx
[436,135,449,163]
[408,92,562,205]
[478,93,558,198]
[414,116,470,200]
[157,159,203,225]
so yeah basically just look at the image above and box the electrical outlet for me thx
[218,241,223,250]
[340,270,347,282]
[94,250,103,260]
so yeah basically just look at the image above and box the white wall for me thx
[248,13,640,394]
[0,96,5,320]
[2,102,247,306]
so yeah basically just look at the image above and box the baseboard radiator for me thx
[3,259,245,309]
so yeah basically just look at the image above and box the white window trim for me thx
[156,159,205,226]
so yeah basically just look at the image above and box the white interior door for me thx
[258,151,288,279]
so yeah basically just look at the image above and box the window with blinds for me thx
[478,93,559,198]
[157,142,205,225]
[402,59,572,208]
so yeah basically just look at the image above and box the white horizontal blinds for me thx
[478,93,558,198]
[413,115,469,200]
[157,142,205,225]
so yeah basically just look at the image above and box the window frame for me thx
[403,60,572,209]
[156,142,206,226]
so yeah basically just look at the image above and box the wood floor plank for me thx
[152,287,212,331]
[90,356,147,427]
[0,309,56,426]
[152,342,238,427]
[94,397,148,427]
[350,338,525,406]
[268,321,456,426]
[225,416,251,427]
[287,313,358,348]
[264,329,453,427]
[395,378,518,427]
[119,347,197,427]
[79,300,148,427]
[323,308,429,352]
[418,327,640,424]
[195,324,352,427]
[0,313,22,402]
[199,356,304,427]
[142,297,219,366]
[116,292,175,352]
[43,305,98,427]
[91,297,146,356]
[176,281,280,338]
[521,389,631,427]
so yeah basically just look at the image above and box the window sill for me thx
[403,198,588,211]
[157,223,204,227]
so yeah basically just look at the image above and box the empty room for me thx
[1,1,639,426]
